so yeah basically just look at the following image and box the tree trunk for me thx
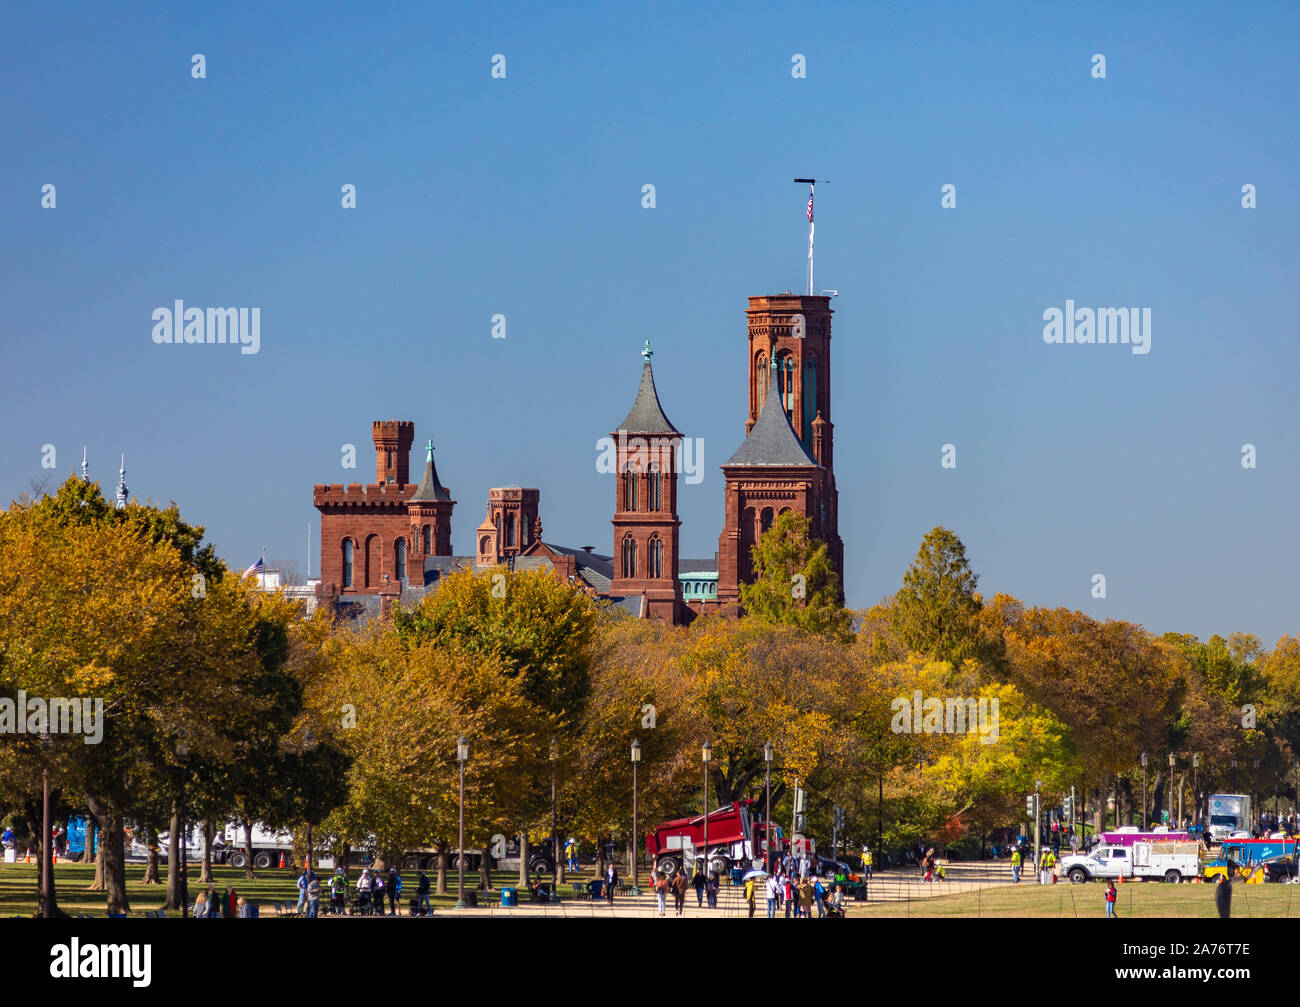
[518,833,529,888]
[479,845,491,891]
[556,835,566,884]
[85,797,129,914]
[164,807,182,909]
[435,841,449,896]
[200,819,214,884]
[595,836,608,881]
[142,825,161,885]
[77,817,93,863]
[93,849,105,891]
[23,800,60,917]
[243,822,255,880]
[1152,771,1167,826]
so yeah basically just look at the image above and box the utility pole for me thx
[1033,780,1042,883]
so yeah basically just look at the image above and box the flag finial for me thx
[642,340,653,362]
[425,439,434,462]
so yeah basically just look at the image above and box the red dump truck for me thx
[646,800,758,876]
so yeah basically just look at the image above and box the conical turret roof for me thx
[615,342,679,435]
[408,442,452,502]
[723,360,819,467]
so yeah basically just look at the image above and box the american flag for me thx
[242,556,265,579]
[806,188,814,223]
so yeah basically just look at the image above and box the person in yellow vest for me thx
[1039,847,1056,884]
[1010,847,1022,883]
[862,846,873,880]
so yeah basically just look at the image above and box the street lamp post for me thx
[1231,758,1238,792]
[550,738,558,891]
[1168,753,1176,827]
[702,741,712,882]
[304,729,317,892]
[1254,758,1261,829]
[631,739,641,895]
[763,743,774,871]
[1193,754,1200,826]
[40,729,52,919]
[1140,752,1148,829]
[456,736,469,909]
[177,731,189,919]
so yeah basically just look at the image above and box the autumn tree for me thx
[740,511,851,641]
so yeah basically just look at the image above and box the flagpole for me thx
[794,178,825,296]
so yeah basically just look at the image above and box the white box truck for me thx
[1060,840,1200,883]
[1207,794,1252,844]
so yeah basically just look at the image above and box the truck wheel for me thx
[253,851,273,869]
[228,852,248,869]
[1068,868,1088,884]
[529,856,553,874]
[708,856,731,877]
[1165,870,1182,883]
[402,855,423,870]
[657,855,679,877]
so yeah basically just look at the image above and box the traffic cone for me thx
[1117,873,1124,883]
[278,852,286,868]
[24,848,31,864]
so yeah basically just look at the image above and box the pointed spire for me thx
[81,445,88,482]
[616,343,678,435]
[408,438,452,502]
[115,453,128,509]
[723,356,819,467]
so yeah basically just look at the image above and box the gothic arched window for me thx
[622,535,637,578]
[506,513,516,547]
[395,538,407,581]
[777,353,795,415]
[649,464,661,511]
[342,539,354,589]
[422,525,431,555]
[649,536,663,578]
[803,354,818,444]
[623,470,639,512]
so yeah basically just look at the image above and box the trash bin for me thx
[501,887,517,907]
[587,879,603,899]
[464,889,478,908]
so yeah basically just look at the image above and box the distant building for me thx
[309,293,843,623]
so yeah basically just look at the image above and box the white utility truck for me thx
[1060,840,1200,883]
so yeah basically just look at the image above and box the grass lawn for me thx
[0,861,580,917]
[849,880,1300,918]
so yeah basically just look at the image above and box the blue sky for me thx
[1,1,1295,644]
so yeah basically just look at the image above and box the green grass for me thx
[848,880,1300,918]
[0,862,581,917]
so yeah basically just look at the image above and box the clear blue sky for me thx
[1,1,1295,645]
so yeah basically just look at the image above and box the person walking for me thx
[1105,880,1118,918]
[566,838,579,873]
[783,871,794,917]
[226,887,237,919]
[306,872,321,918]
[813,877,826,918]
[655,871,669,917]
[797,877,814,918]
[692,867,705,907]
[671,868,687,916]
[765,873,779,919]
[329,868,347,915]
[861,845,873,880]
[745,876,756,918]
[705,871,719,910]
[372,869,386,914]
[417,871,432,916]
[296,869,309,915]
[605,861,618,905]
[1010,846,1021,883]
[192,891,208,918]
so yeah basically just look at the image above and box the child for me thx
[1105,880,1117,918]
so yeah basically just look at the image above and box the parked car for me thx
[813,853,852,879]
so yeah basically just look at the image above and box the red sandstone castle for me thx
[312,294,843,623]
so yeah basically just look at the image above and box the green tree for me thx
[891,527,1001,671]
[740,511,851,641]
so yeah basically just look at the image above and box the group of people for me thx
[759,869,843,918]
[191,885,250,918]
[1008,844,1057,883]
[919,848,947,882]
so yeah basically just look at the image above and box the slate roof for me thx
[723,362,820,468]
[679,557,719,574]
[616,358,679,435]
[408,454,452,502]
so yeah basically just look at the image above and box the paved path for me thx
[376,863,1022,918]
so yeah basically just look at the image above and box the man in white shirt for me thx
[765,875,781,918]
